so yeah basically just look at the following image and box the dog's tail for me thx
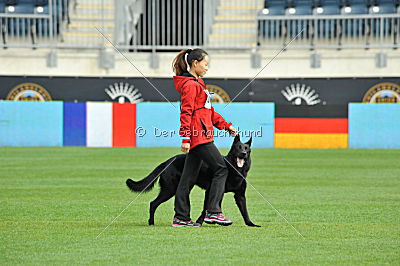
[126,157,175,193]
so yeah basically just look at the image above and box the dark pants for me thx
[174,142,228,221]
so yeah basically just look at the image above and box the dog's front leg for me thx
[234,192,260,227]
[196,189,210,224]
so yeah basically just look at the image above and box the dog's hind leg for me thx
[196,189,210,224]
[149,189,174,226]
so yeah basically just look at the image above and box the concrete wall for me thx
[0,48,399,78]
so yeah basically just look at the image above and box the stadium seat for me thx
[6,2,34,38]
[264,0,286,15]
[34,3,52,37]
[267,6,286,15]
[35,0,49,5]
[36,0,67,38]
[371,2,397,14]
[314,3,341,31]
[317,4,341,15]
[285,1,312,39]
[340,1,368,37]
[368,1,397,38]
[4,0,54,44]
[34,3,49,14]
[290,6,313,15]
[265,0,287,6]
[314,4,341,38]
[4,0,18,5]
[6,2,34,14]
[0,2,5,13]
[343,5,368,15]
[259,2,286,38]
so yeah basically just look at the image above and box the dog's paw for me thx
[246,222,261,227]
[196,219,204,225]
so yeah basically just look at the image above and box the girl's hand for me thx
[228,126,237,136]
[181,143,190,153]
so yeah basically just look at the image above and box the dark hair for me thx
[172,48,208,75]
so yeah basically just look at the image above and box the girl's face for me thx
[192,55,209,77]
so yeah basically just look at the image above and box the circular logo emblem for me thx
[6,83,52,101]
[206,84,231,103]
[362,82,400,103]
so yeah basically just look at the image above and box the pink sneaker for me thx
[204,211,233,226]
[172,217,201,227]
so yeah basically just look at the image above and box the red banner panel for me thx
[112,103,136,147]
[275,118,348,134]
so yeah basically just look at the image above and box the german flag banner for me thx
[275,104,348,149]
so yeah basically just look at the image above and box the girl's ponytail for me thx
[172,48,208,76]
[172,49,188,76]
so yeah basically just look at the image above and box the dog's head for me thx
[228,135,252,168]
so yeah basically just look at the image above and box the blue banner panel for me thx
[0,101,63,146]
[213,103,275,148]
[136,102,275,148]
[63,102,86,146]
[349,103,400,148]
[136,102,181,148]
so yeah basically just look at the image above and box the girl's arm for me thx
[179,85,197,143]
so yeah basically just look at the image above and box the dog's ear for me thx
[245,136,252,146]
[234,134,241,143]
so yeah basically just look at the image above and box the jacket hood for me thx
[173,75,205,94]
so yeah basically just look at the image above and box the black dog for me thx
[126,135,259,227]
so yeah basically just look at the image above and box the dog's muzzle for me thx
[236,157,245,168]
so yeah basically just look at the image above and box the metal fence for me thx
[113,0,223,51]
[0,0,399,50]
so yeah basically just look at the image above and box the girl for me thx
[172,48,237,227]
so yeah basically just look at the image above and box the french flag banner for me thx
[86,102,113,147]
[63,102,136,147]
[112,102,136,147]
[63,102,86,146]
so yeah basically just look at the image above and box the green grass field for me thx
[1,147,399,265]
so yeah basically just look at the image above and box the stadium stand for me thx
[258,0,399,48]
[0,0,398,50]
[0,0,68,47]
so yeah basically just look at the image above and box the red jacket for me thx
[173,75,232,150]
